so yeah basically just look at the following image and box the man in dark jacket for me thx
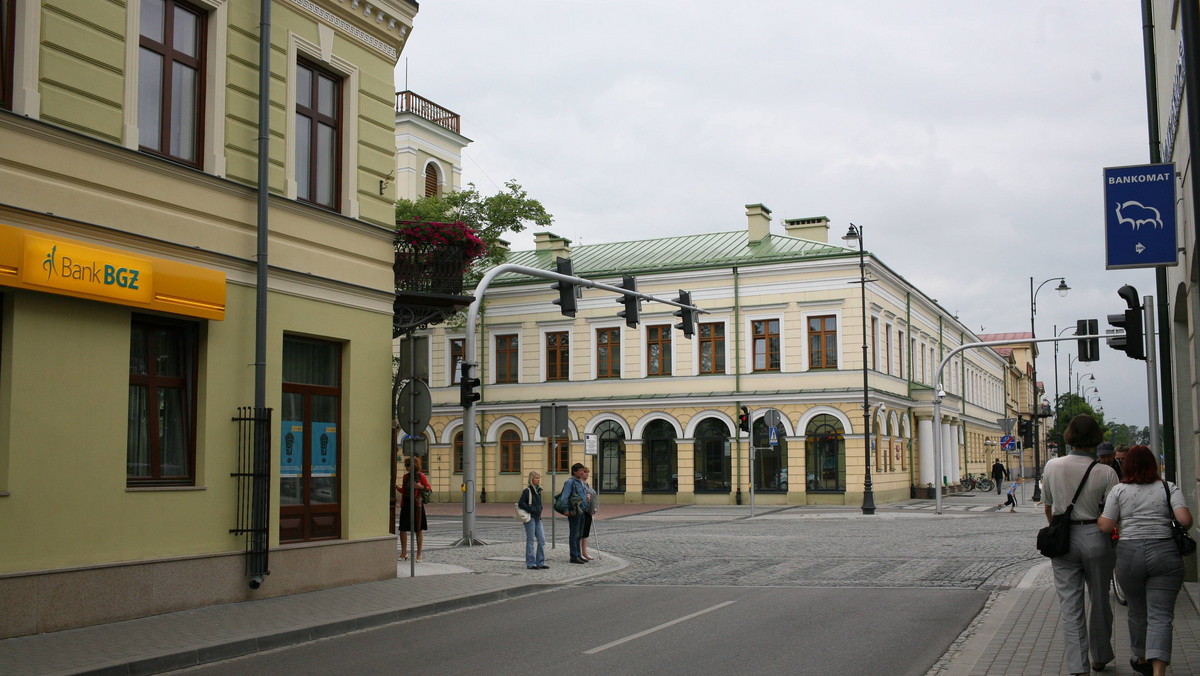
[991,458,1008,494]
[558,463,591,564]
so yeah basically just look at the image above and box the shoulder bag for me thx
[515,487,532,523]
[1036,461,1098,558]
[1163,480,1196,556]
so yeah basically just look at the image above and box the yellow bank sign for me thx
[0,225,225,320]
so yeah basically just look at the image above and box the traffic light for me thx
[1077,319,1099,362]
[738,406,749,432]
[615,274,640,328]
[1018,419,1032,447]
[551,257,578,317]
[673,290,695,339]
[459,362,481,408]
[1106,284,1145,360]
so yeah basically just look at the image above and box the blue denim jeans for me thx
[524,518,545,567]
[1116,538,1185,664]
[567,512,585,559]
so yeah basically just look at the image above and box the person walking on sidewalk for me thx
[1042,414,1120,676]
[580,467,598,561]
[991,458,1008,495]
[518,471,548,570]
[1099,445,1194,676]
[558,463,591,564]
[397,457,432,562]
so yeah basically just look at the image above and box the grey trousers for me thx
[1051,524,1116,673]
[1115,538,1185,664]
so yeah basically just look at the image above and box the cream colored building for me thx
[401,206,1010,507]
[0,0,416,638]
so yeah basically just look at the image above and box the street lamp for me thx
[1075,372,1095,397]
[843,223,875,515]
[1030,276,1069,502]
[1053,325,1074,454]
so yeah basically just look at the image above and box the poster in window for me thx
[281,421,304,477]
[311,423,337,476]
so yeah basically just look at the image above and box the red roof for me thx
[978,332,1033,342]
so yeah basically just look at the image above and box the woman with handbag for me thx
[518,471,548,570]
[396,457,432,562]
[1041,414,1120,676]
[1099,445,1194,676]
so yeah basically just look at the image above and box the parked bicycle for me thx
[960,473,995,492]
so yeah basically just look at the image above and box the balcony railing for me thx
[395,91,460,134]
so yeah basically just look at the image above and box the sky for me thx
[396,1,1161,428]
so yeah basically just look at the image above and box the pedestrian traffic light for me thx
[673,290,695,339]
[551,257,578,318]
[459,362,481,408]
[738,405,749,432]
[1106,284,1145,360]
[615,274,640,328]
[1077,319,1099,362]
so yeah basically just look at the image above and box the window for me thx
[642,420,677,492]
[646,325,671,376]
[546,331,569,381]
[138,0,206,165]
[127,315,198,486]
[500,430,521,473]
[596,420,626,492]
[807,315,837,369]
[1,0,14,111]
[698,322,725,374]
[753,415,787,491]
[596,327,620,378]
[549,438,570,473]
[805,414,845,492]
[295,57,341,209]
[870,317,878,370]
[495,334,518,383]
[449,338,464,384]
[752,319,780,372]
[884,324,892,375]
[280,336,341,542]
[693,418,731,492]
[897,330,905,378]
[424,163,439,197]
[920,342,926,383]
[453,432,463,473]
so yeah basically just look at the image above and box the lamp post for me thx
[1052,325,1073,454]
[843,223,875,515]
[1030,276,1070,502]
[1075,372,1095,397]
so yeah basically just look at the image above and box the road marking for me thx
[583,601,737,655]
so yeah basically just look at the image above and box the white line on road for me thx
[583,601,737,655]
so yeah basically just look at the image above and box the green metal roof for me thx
[491,230,856,284]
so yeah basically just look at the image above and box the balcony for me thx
[395,91,460,134]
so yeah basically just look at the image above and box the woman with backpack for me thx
[518,471,547,569]
[396,457,432,562]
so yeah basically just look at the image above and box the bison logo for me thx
[1115,201,1164,231]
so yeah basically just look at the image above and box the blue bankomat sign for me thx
[1104,163,1178,269]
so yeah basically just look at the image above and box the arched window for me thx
[753,413,787,491]
[694,418,731,492]
[453,431,463,474]
[424,163,439,197]
[500,429,521,473]
[805,414,845,492]
[596,420,626,492]
[642,420,677,492]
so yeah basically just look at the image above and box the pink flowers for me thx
[395,220,486,262]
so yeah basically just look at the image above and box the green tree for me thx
[1050,393,1105,450]
[395,180,553,273]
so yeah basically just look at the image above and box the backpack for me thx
[553,489,568,515]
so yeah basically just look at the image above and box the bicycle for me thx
[961,474,995,493]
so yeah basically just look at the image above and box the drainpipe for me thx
[734,265,742,504]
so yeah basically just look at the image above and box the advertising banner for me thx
[281,421,303,477]
[311,423,337,476]
[1104,163,1178,269]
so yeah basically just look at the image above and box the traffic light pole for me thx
[1141,295,1161,462]
[456,263,705,545]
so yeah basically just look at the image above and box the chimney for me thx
[492,237,510,256]
[783,216,830,243]
[533,231,571,258]
[745,203,772,244]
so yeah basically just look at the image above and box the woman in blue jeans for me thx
[518,471,547,569]
[1100,445,1193,676]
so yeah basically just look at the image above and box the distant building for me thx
[401,205,1010,506]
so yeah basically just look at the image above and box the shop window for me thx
[1,0,13,111]
[646,325,671,376]
[596,327,620,378]
[698,322,725,374]
[495,334,518,383]
[138,0,206,166]
[641,420,676,492]
[693,418,731,492]
[295,58,341,210]
[751,319,780,372]
[500,429,521,473]
[546,331,569,381]
[753,415,787,491]
[805,415,845,492]
[127,315,198,485]
[807,315,837,369]
[280,336,341,542]
[596,420,625,492]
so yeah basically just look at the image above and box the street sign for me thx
[540,404,569,439]
[396,378,431,434]
[998,418,1016,435]
[768,427,778,446]
[1104,163,1178,269]
[584,433,598,455]
[763,409,781,429]
[1001,435,1015,451]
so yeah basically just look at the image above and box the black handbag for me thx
[1163,480,1196,556]
[1036,461,1098,558]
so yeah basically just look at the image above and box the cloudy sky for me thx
[397,1,1162,428]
